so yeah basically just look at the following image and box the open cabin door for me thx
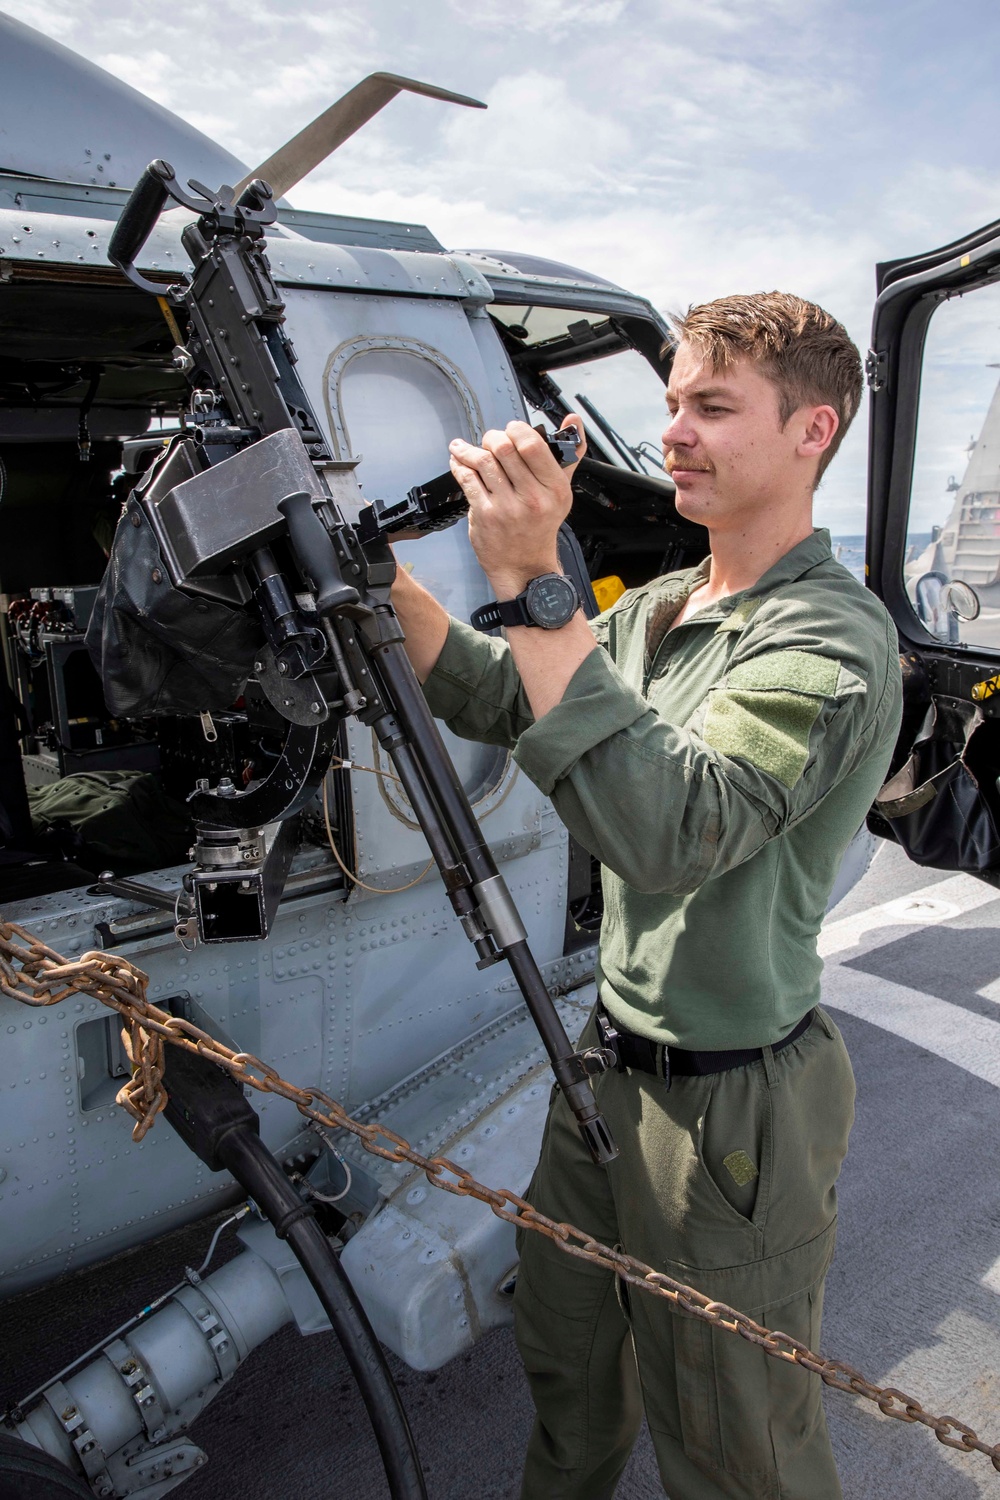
[867,214,1000,876]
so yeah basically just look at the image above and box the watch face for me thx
[526,573,578,628]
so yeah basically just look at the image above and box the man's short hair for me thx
[668,292,863,483]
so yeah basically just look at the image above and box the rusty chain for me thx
[2,918,998,1474]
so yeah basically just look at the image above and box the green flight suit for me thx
[422,530,903,1499]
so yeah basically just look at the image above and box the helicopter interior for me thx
[0,264,708,932]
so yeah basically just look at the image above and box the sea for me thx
[830,535,865,584]
[829,532,933,585]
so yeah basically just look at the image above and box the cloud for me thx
[435,72,632,197]
[444,0,629,28]
[1,0,376,161]
[876,162,1000,257]
[443,0,806,32]
[5,0,999,532]
[1,0,76,37]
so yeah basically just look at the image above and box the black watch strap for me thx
[470,596,533,632]
[471,572,581,633]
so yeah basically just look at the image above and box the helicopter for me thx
[4,8,1000,1498]
[0,12,713,1495]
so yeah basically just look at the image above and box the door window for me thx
[327,338,482,497]
[908,281,1000,647]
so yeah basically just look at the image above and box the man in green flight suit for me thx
[391,292,902,1500]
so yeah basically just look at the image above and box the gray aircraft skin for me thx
[2,10,997,1498]
[0,12,673,1338]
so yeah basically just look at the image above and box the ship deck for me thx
[3,841,999,1499]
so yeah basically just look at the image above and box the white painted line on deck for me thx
[823,964,1000,1088]
[819,872,997,959]
[980,1256,1000,1296]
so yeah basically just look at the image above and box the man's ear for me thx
[797,404,839,459]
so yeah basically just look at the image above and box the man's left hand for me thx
[448,416,585,599]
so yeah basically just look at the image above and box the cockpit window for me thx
[543,350,668,477]
[907,280,1000,648]
[491,301,669,478]
[490,304,627,367]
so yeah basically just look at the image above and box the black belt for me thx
[595,1006,815,1089]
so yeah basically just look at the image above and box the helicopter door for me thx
[866,214,1000,874]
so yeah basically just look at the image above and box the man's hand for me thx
[448,415,586,599]
[393,413,595,719]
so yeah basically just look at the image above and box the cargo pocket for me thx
[631,1222,836,1489]
[514,1235,639,1477]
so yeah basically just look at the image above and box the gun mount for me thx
[89,162,617,1170]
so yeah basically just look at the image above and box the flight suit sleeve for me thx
[421,610,617,748]
[511,602,902,895]
[421,616,537,748]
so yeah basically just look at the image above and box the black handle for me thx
[277,490,361,615]
[357,426,583,545]
[108,160,175,283]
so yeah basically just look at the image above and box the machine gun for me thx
[94,161,616,1166]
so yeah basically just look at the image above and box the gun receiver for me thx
[355,425,582,543]
[101,163,617,1166]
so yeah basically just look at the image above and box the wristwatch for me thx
[471,572,581,632]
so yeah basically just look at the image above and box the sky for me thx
[6,0,1000,534]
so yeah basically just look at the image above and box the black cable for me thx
[160,1045,427,1500]
[216,1131,427,1500]
[77,365,101,463]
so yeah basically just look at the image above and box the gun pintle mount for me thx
[98,161,617,1166]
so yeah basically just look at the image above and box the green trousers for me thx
[513,1008,855,1500]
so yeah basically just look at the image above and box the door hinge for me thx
[865,348,887,392]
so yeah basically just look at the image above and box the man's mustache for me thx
[664,452,714,475]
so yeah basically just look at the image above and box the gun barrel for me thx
[367,636,618,1166]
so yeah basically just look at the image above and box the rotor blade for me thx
[234,72,486,201]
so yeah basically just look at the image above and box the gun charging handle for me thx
[108,160,182,295]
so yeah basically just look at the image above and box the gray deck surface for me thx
[4,841,999,1498]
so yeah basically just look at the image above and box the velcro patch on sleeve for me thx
[703,688,825,787]
[726,649,841,697]
[703,651,852,787]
